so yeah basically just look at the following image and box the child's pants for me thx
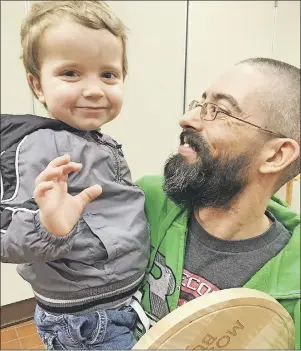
[34,304,137,350]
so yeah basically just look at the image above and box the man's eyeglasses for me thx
[188,100,286,138]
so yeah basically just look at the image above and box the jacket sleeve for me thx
[1,210,80,263]
[0,129,87,264]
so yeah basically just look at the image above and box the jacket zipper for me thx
[104,142,121,183]
[90,132,121,182]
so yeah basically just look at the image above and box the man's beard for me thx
[163,131,252,210]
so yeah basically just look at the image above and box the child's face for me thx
[28,20,124,130]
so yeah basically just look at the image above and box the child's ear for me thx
[27,73,46,104]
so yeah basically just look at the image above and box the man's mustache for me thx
[179,130,206,154]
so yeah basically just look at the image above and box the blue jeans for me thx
[34,304,137,350]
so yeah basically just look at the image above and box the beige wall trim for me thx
[0,298,36,328]
[285,175,300,206]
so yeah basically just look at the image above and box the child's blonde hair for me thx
[20,1,128,98]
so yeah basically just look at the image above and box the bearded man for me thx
[137,58,300,349]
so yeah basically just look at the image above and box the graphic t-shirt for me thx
[179,211,291,306]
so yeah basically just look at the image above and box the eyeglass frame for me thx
[188,100,286,138]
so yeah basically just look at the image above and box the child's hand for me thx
[34,154,102,236]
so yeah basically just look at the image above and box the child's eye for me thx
[101,72,117,79]
[62,70,79,77]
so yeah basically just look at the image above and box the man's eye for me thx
[218,107,229,115]
[208,104,217,113]
[102,72,117,79]
[62,71,78,77]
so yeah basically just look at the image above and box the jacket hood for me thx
[1,114,76,151]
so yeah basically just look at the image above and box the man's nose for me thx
[179,107,204,132]
[82,79,104,99]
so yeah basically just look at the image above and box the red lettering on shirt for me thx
[179,269,220,306]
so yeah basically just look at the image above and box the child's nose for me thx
[82,82,104,99]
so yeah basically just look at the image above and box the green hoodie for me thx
[137,175,300,349]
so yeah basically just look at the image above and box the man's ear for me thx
[259,138,300,175]
[27,73,46,104]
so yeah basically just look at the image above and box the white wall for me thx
[272,0,300,67]
[1,1,33,114]
[185,1,276,107]
[1,0,300,306]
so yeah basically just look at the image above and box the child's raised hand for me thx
[34,154,102,236]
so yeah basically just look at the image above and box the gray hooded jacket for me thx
[1,114,150,313]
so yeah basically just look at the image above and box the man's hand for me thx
[34,154,102,236]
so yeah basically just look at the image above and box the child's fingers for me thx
[58,162,83,183]
[35,167,63,185]
[75,185,102,207]
[61,162,83,176]
[47,154,71,168]
[35,162,82,185]
[34,181,54,200]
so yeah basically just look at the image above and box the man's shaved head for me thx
[237,57,300,189]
